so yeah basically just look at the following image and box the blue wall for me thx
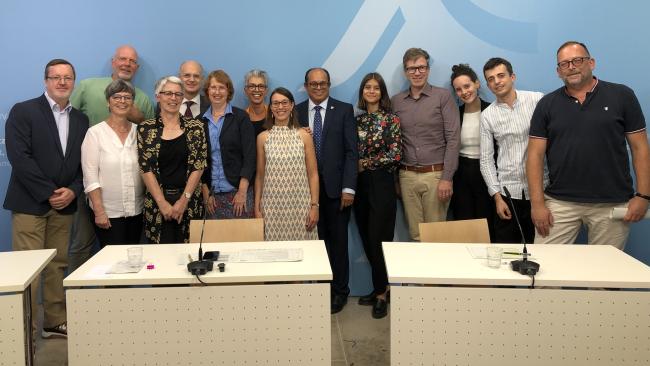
[2,0,649,294]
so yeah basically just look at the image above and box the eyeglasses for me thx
[405,65,429,74]
[116,56,138,65]
[159,91,184,98]
[271,100,291,108]
[110,94,133,102]
[46,76,74,83]
[557,56,590,70]
[307,81,330,90]
[246,84,267,91]
[208,85,227,93]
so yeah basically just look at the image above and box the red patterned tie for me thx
[184,101,195,118]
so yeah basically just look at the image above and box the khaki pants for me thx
[533,196,629,249]
[399,170,449,241]
[12,210,73,328]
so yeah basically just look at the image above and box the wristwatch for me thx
[184,191,192,199]
[635,192,650,201]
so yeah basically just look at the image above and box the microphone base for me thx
[187,260,214,276]
[510,259,540,276]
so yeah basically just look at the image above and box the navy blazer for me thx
[4,94,89,215]
[296,97,358,199]
[201,106,256,189]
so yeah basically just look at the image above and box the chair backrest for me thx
[189,218,264,243]
[418,218,490,243]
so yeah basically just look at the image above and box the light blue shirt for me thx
[204,104,236,193]
[44,91,72,154]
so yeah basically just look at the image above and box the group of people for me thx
[4,41,649,338]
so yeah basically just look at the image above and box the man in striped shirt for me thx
[479,57,545,243]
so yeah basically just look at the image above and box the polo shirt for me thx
[70,77,155,126]
[529,79,646,203]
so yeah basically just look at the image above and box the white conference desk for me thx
[0,249,56,366]
[384,243,650,366]
[64,241,332,366]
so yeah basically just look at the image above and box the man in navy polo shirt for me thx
[527,41,650,248]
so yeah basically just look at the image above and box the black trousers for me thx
[494,195,535,244]
[159,190,184,244]
[318,179,352,297]
[93,213,143,247]
[354,169,396,295]
[450,156,496,241]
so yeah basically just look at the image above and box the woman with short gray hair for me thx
[81,79,144,246]
[138,76,207,243]
[243,69,269,136]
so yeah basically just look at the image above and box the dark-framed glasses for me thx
[159,91,184,98]
[308,81,330,89]
[405,65,429,74]
[557,56,590,70]
[246,84,267,91]
[271,100,291,108]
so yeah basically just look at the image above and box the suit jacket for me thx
[201,106,256,189]
[459,98,491,125]
[155,94,210,119]
[4,94,89,215]
[297,97,358,199]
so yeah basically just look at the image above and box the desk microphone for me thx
[502,186,539,276]
[187,189,214,276]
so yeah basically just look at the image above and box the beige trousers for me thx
[12,210,73,328]
[399,170,449,241]
[533,196,629,249]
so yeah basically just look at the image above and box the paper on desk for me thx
[227,248,304,263]
[610,207,650,220]
[106,260,145,274]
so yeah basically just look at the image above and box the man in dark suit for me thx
[297,68,358,314]
[4,59,89,338]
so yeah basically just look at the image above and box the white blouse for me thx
[459,111,481,159]
[81,121,144,218]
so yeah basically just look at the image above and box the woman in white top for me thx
[81,79,144,246]
[449,64,495,241]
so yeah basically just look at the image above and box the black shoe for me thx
[358,292,377,306]
[372,299,388,319]
[331,294,348,314]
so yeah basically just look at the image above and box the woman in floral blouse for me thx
[138,76,207,243]
[354,72,402,319]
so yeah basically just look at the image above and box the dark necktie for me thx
[184,101,195,118]
[313,105,323,161]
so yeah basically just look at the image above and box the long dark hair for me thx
[357,72,392,112]
[264,87,300,130]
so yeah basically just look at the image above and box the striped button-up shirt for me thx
[480,90,547,200]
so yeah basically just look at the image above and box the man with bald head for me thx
[155,60,208,118]
[68,45,155,273]
[71,45,154,126]
[297,67,358,314]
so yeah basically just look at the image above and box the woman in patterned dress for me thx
[138,76,207,243]
[354,72,402,319]
[254,87,319,241]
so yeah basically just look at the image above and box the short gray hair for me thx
[104,79,135,100]
[244,69,268,85]
[154,76,184,95]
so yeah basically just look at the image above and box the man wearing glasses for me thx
[527,41,649,248]
[68,45,155,274]
[4,59,89,338]
[391,48,460,241]
[297,68,358,314]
